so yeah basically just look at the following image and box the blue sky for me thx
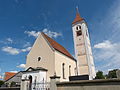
[0,0,120,79]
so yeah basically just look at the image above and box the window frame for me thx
[38,57,41,61]
[76,30,82,36]
[62,63,65,79]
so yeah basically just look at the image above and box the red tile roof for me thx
[42,33,75,60]
[4,72,17,81]
[72,8,83,24]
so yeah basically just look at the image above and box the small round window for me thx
[38,57,41,61]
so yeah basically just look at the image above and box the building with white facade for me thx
[22,8,96,88]
[25,32,77,82]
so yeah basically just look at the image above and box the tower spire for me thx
[72,7,83,24]
[76,6,79,14]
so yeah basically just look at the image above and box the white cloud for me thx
[2,46,20,55]
[17,64,26,69]
[43,29,62,38]
[25,28,62,38]
[10,71,18,73]
[91,0,120,73]
[93,40,120,72]
[23,42,31,47]
[94,40,116,49]
[21,47,32,52]
[6,38,13,43]
[1,46,32,55]
[24,31,40,38]
[0,73,5,79]
[0,38,13,44]
[0,75,3,79]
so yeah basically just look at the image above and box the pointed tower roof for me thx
[72,7,83,24]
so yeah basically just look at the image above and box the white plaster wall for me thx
[72,20,96,79]
[55,51,76,82]
[26,33,55,82]
[22,71,46,83]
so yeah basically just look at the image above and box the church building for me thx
[23,8,96,84]
[25,32,77,82]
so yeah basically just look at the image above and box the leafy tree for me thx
[0,80,4,87]
[106,69,118,79]
[10,81,16,87]
[95,70,105,79]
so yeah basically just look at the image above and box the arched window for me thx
[79,25,81,29]
[76,30,82,36]
[62,63,65,79]
[76,25,81,30]
[69,65,71,76]
[76,26,78,30]
[74,67,77,75]
[38,57,41,61]
[28,75,32,89]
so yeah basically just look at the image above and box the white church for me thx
[21,8,96,84]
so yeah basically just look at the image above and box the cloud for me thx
[23,42,31,47]
[93,40,120,72]
[94,40,116,49]
[24,31,40,38]
[21,47,32,52]
[25,28,62,38]
[43,29,62,38]
[0,73,5,80]
[1,46,32,55]
[2,46,20,55]
[0,75,3,79]
[17,64,25,69]
[0,38,13,44]
[91,0,120,73]
[6,38,13,43]
[10,71,18,73]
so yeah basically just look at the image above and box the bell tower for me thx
[72,8,96,80]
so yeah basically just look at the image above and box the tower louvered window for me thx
[76,30,82,36]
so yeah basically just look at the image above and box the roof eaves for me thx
[41,32,55,52]
[55,49,76,61]
[5,72,21,82]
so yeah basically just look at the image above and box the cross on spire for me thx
[76,6,79,13]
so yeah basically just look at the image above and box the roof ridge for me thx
[41,32,75,60]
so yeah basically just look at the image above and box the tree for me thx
[95,70,105,79]
[10,81,16,87]
[106,69,118,79]
[0,80,4,87]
